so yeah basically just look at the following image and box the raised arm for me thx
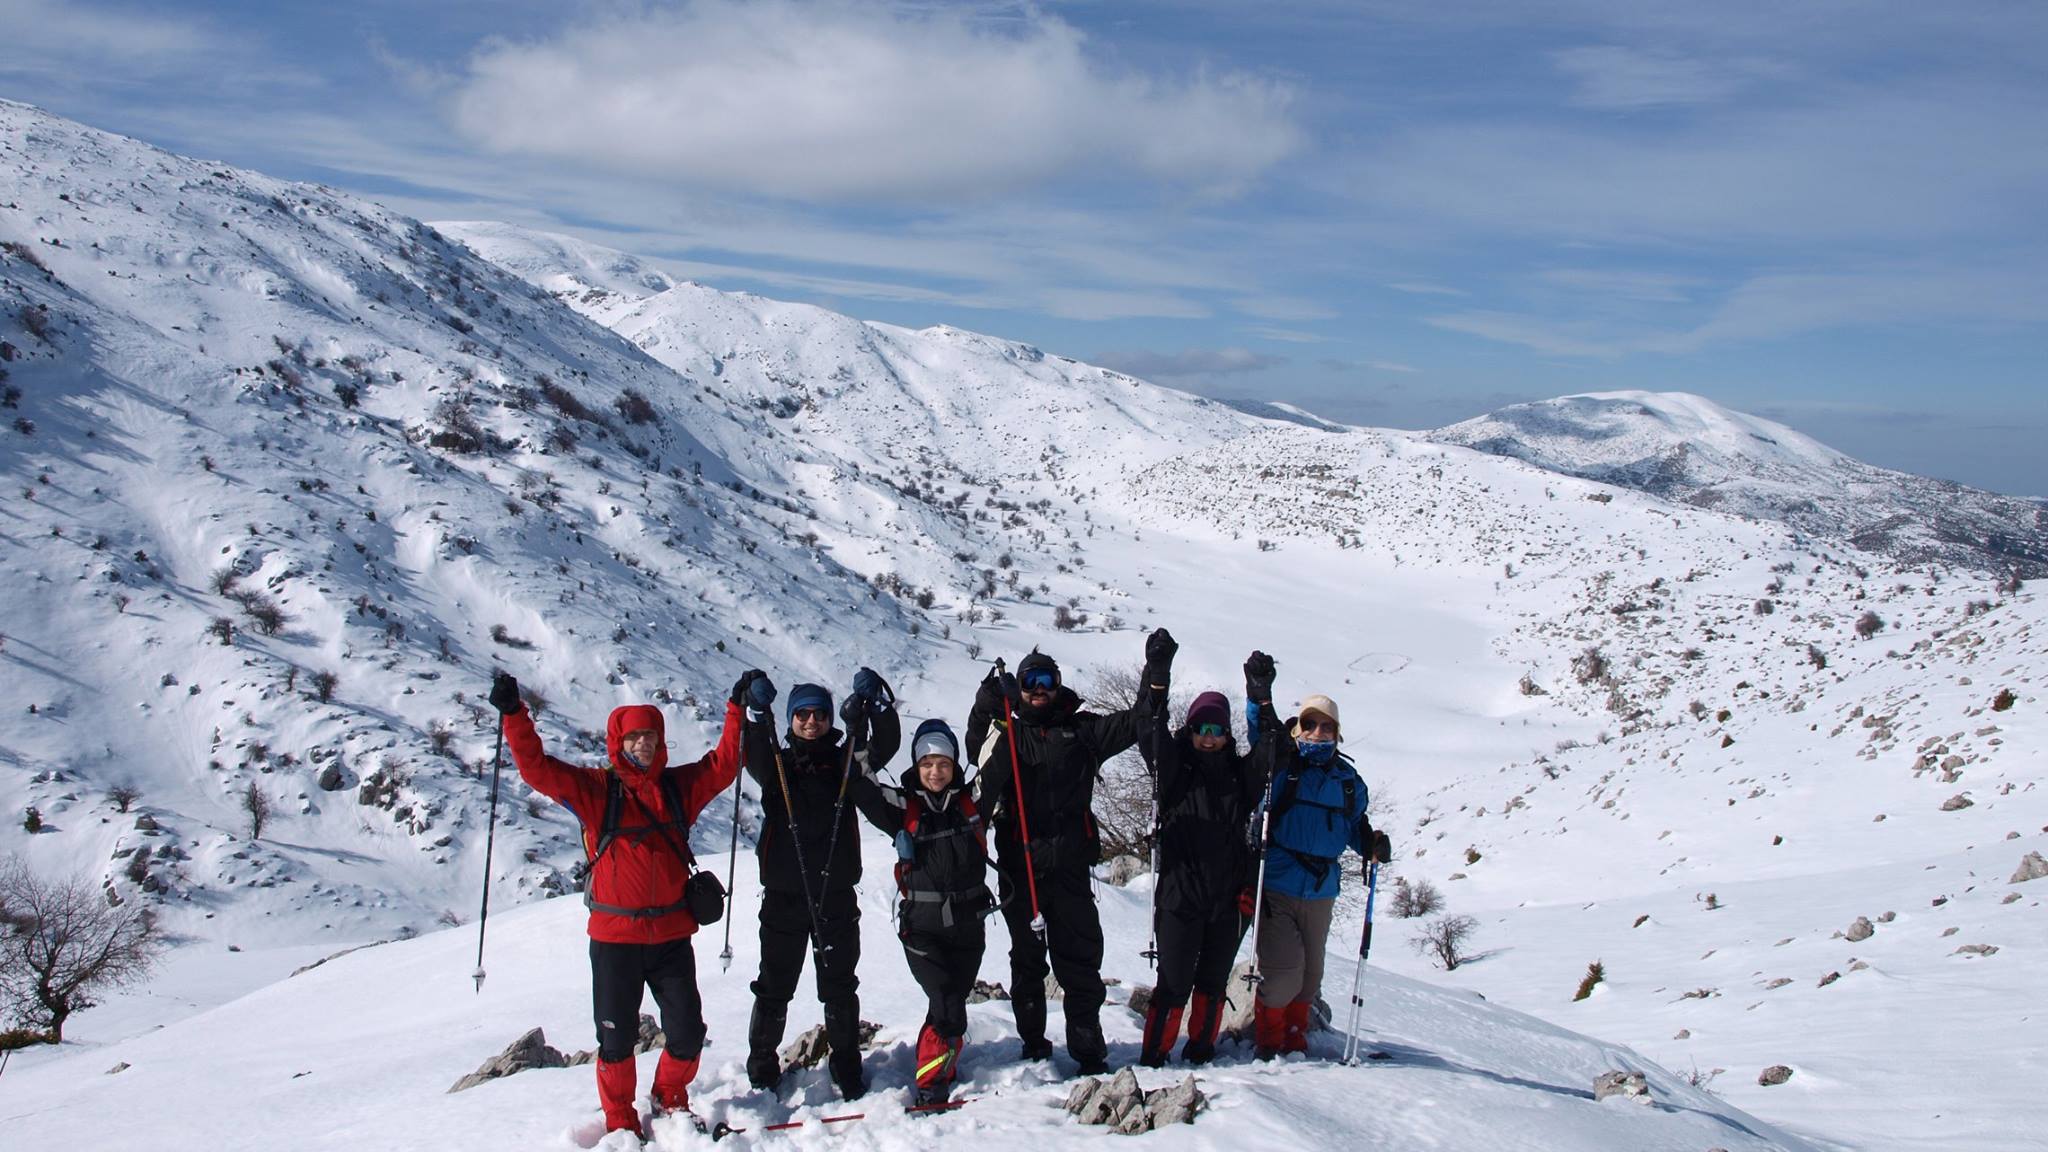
[492,673,601,820]
[678,700,745,823]
[1084,628,1177,760]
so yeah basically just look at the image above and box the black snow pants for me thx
[751,887,862,1079]
[1152,902,1247,1013]
[997,861,1106,1063]
[903,920,986,1041]
[591,937,707,1063]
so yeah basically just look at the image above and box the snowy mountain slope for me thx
[1429,391,2048,576]
[4,102,2045,1151]
[0,97,938,958]
[1,848,1823,1152]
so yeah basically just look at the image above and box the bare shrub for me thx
[310,670,338,703]
[0,857,165,1041]
[1854,611,1885,639]
[1412,913,1478,970]
[207,617,235,645]
[106,784,141,813]
[613,388,658,425]
[1389,875,1444,919]
[1052,604,1085,631]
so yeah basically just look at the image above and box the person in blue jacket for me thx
[1243,652,1391,1058]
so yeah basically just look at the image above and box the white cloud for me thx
[448,0,1302,202]
[1233,295,1339,321]
[0,0,217,74]
[1425,311,1625,358]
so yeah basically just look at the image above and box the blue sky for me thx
[6,0,2045,495]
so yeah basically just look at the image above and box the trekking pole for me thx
[1000,695,1047,940]
[719,765,743,973]
[1137,719,1161,968]
[472,723,505,993]
[768,725,835,968]
[1240,797,1273,992]
[1343,860,1379,1065]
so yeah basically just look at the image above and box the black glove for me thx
[838,692,869,727]
[731,669,775,713]
[852,667,894,711]
[1145,627,1178,669]
[1371,829,1393,864]
[1244,651,1277,705]
[488,672,524,716]
[974,665,1005,714]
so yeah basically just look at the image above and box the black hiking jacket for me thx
[742,709,900,894]
[1142,715,1266,918]
[968,686,1148,877]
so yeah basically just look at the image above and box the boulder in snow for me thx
[448,1027,567,1092]
[1593,1070,1651,1104]
[1758,1065,1794,1087]
[1102,854,1148,886]
[2009,851,2047,884]
[1844,916,1875,942]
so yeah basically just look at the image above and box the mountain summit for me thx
[1430,391,2048,575]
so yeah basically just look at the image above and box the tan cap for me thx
[1297,694,1341,740]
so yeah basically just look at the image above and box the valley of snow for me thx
[2,101,2044,1151]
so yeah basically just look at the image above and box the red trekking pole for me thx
[1001,693,1047,940]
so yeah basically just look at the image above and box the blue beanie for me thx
[911,718,960,765]
[787,682,832,724]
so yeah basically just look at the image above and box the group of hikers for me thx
[488,627,1390,1138]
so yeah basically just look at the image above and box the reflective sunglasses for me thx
[1020,668,1059,692]
[1193,722,1228,739]
[792,706,830,723]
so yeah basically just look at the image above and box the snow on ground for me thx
[3,104,2044,1151]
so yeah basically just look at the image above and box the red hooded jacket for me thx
[504,700,743,944]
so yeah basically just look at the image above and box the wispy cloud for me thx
[1538,267,1702,303]
[1550,44,1780,109]
[1093,347,1287,379]
[447,0,1303,202]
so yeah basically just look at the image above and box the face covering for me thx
[1296,738,1337,765]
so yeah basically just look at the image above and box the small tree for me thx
[106,784,141,814]
[241,781,272,841]
[0,857,165,1042]
[1855,611,1885,639]
[1412,913,1478,970]
[21,807,42,834]
[310,670,338,703]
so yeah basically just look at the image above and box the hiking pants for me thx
[1254,889,1334,1009]
[591,937,706,1063]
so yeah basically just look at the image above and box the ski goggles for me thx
[1193,722,1228,739]
[1020,668,1059,692]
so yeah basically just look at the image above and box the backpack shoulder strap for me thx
[589,773,625,863]
[652,772,698,868]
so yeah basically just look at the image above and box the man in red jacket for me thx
[491,669,755,1138]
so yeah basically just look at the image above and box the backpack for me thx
[1265,759,1362,886]
[585,772,726,924]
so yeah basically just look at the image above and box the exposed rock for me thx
[1673,1028,1691,1040]
[106,1062,130,1074]
[1764,977,1793,990]
[1849,960,1870,972]
[1102,854,1149,886]
[1758,1065,1795,1087]
[1128,984,1153,1019]
[779,1018,882,1070]
[134,813,158,831]
[1845,916,1875,942]
[316,760,352,792]
[967,979,1009,1003]
[448,1027,567,1092]
[1593,1070,1652,1104]
[2010,851,2048,884]
[1940,793,1973,811]
[1818,971,1841,987]
[1046,973,1065,1001]
[1064,1069,1206,1133]
[1953,943,2000,957]
[1877,910,1897,923]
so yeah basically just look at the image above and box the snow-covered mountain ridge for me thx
[1430,391,2048,576]
[2,102,2043,1151]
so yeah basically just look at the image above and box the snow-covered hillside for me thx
[3,104,2044,1152]
[1430,391,2048,576]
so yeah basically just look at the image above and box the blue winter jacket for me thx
[1253,703,1370,901]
